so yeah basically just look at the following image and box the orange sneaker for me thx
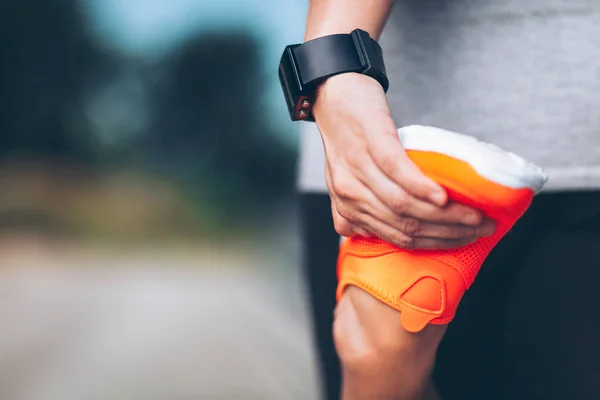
[337,125,548,333]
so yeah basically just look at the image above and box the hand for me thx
[313,73,496,250]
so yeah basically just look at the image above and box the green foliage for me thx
[144,31,296,219]
[0,0,116,161]
[0,0,295,231]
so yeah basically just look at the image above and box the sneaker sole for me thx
[398,125,548,193]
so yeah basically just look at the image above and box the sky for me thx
[87,0,306,55]
[85,0,307,138]
[85,0,305,74]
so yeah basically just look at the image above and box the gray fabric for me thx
[298,0,600,192]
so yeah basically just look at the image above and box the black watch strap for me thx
[293,30,388,91]
[279,29,388,122]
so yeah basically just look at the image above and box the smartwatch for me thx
[278,28,388,122]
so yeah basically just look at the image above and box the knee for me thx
[333,286,445,379]
[333,290,400,369]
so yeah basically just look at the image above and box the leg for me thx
[334,198,544,400]
[433,194,546,400]
[300,193,342,400]
[505,192,600,399]
[334,286,446,400]
[321,127,549,399]
[302,193,445,400]
[334,190,546,400]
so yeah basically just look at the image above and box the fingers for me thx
[353,189,495,241]
[327,159,497,249]
[327,163,371,238]
[413,219,496,240]
[366,132,447,206]
[331,198,371,238]
[314,74,484,250]
[360,159,484,226]
[410,236,479,250]
[404,201,484,226]
[325,133,497,250]
[349,214,480,250]
[332,194,495,250]
[331,191,489,249]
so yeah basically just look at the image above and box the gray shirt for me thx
[298,0,600,192]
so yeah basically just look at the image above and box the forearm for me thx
[305,0,393,41]
[305,0,395,126]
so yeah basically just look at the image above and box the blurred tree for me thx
[0,0,114,161]
[0,0,295,228]
[147,32,296,217]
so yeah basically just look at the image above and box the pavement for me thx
[0,235,321,400]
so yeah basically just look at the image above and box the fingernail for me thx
[462,213,481,225]
[429,191,446,206]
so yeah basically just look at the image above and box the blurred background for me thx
[0,1,320,399]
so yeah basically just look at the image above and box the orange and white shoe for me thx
[336,125,548,333]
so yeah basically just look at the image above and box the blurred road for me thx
[0,235,320,400]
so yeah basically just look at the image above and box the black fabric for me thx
[300,191,600,400]
[300,194,341,400]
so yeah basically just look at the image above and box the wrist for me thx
[313,73,392,129]
[317,72,384,98]
[278,29,388,121]
[313,74,373,119]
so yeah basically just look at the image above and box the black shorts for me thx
[300,191,600,400]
